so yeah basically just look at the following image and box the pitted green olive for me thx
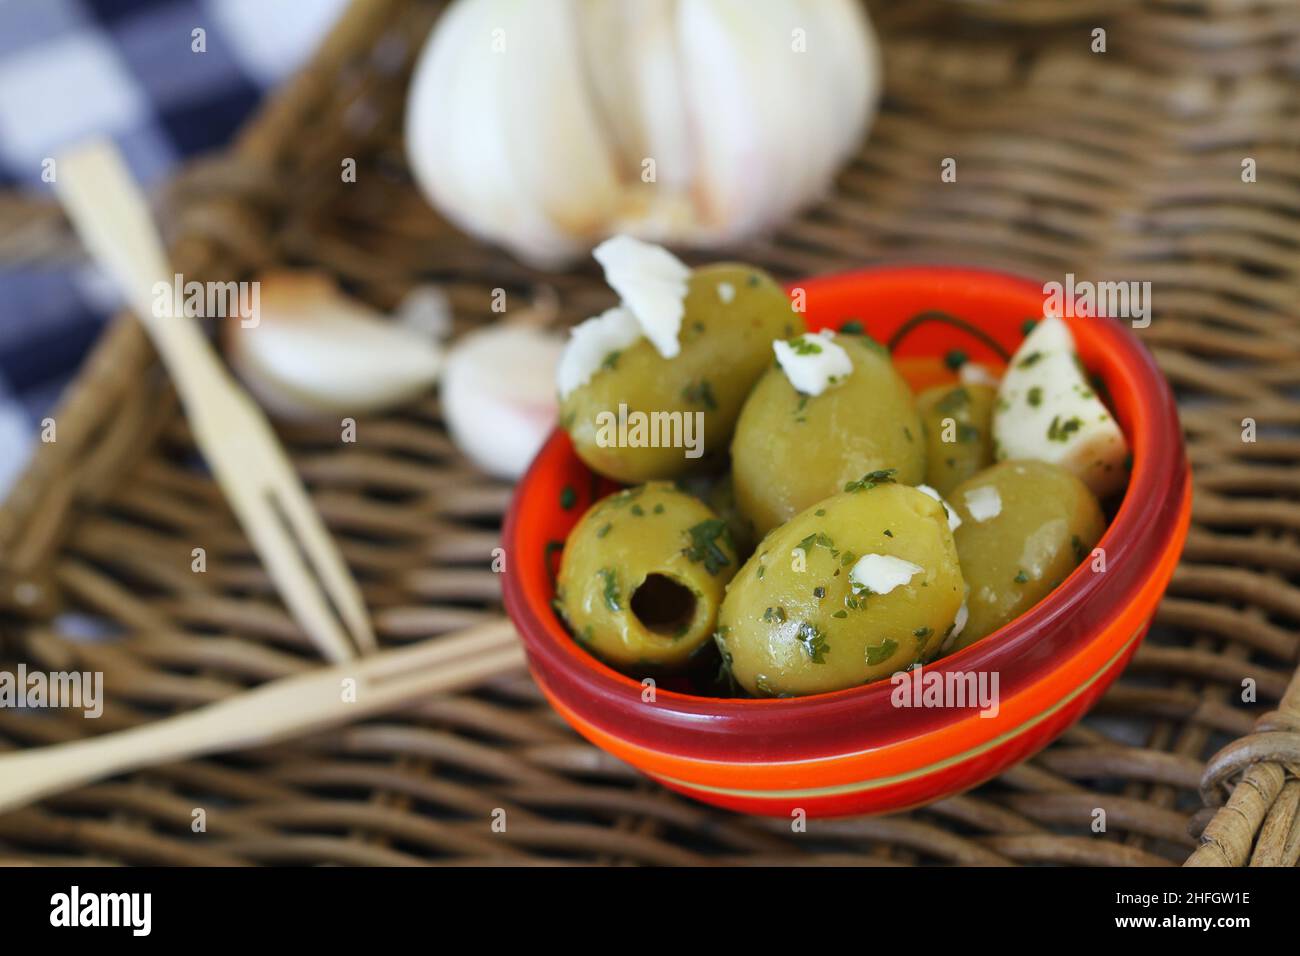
[556,482,739,672]
[917,383,996,495]
[716,481,964,697]
[560,265,798,483]
[730,334,926,537]
[947,460,1105,651]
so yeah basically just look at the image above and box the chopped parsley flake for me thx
[1027,386,1043,407]
[790,336,824,356]
[866,638,898,665]
[596,523,612,538]
[797,532,836,554]
[682,380,718,410]
[840,319,864,334]
[598,567,622,611]
[844,469,898,493]
[682,519,733,575]
[1014,569,1029,584]
[1047,415,1083,442]
[944,349,968,370]
[560,486,577,510]
[1018,351,1044,369]
[796,621,830,663]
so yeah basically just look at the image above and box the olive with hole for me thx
[917,383,996,495]
[556,482,739,672]
[947,460,1105,652]
[560,265,799,483]
[730,333,926,537]
[716,480,964,697]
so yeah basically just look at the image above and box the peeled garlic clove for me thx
[442,323,565,479]
[992,315,1128,498]
[556,306,642,401]
[223,271,443,420]
[592,234,690,358]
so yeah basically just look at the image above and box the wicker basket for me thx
[0,0,1298,866]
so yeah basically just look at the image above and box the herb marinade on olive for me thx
[947,460,1106,651]
[560,265,800,483]
[917,383,996,495]
[556,483,739,671]
[716,480,965,697]
[730,332,926,537]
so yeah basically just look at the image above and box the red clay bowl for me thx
[502,266,1191,818]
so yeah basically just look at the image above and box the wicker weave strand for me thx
[0,0,1298,866]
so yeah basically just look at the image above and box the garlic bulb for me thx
[405,0,880,269]
[441,322,565,478]
[222,271,443,420]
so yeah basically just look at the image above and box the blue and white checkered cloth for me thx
[0,0,350,495]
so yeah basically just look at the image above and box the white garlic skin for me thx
[442,323,564,478]
[405,0,881,269]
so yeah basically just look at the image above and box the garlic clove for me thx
[222,271,443,420]
[556,306,643,401]
[441,322,564,479]
[406,0,622,269]
[773,330,852,397]
[992,315,1129,498]
[676,0,879,242]
[592,234,691,358]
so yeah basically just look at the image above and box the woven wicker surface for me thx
[0,0,1298,866]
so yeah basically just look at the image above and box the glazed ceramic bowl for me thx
[502,266,1191,817]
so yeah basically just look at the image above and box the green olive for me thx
[917,383,996,495]
[560,265,799,483]
[730,333,926,537]
[556,482,739,672]
[716,481,964,697]
[946,460,1105,652]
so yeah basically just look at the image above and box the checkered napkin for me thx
[0,0,349,496]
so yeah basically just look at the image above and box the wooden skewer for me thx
[53,139,375,663]
[0,619,525,814]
